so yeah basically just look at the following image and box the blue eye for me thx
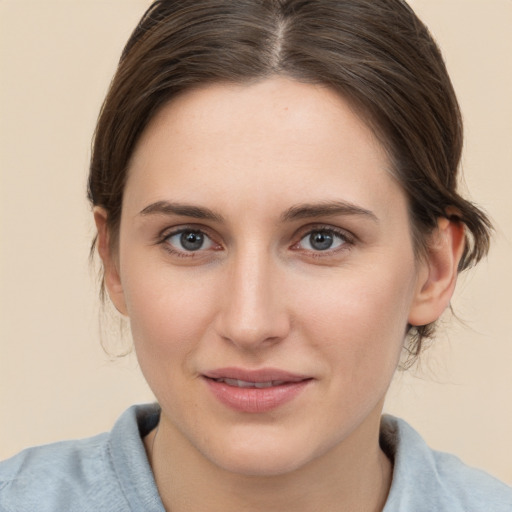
[299,229,346,251]
[165,230,215,252]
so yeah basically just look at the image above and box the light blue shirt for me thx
[1,404,511,511]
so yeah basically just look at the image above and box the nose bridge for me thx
[216,242,289,348]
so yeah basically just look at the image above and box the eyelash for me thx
[292,225,354,257]
[157,227,220,258]
[156,224,355,259]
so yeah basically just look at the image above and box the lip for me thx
[203,367,310,383]
[202,367,313,413]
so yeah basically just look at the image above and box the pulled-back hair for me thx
[88,0,492,359]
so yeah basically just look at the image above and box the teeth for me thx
[238,379,256,388]
[215,378,286,388]
[254,382,273,388]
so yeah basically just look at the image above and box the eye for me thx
[297,229,348,252]
[164,229,216,253]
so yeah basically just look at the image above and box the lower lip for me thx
[204,378,311,413]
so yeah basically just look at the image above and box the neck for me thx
[144,411,392,512]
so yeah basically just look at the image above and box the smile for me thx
[211,378,288,388]
[203,368,312,413]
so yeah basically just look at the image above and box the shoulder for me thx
[381,415,512,512]
[0,433,123,512]
[0,404,162,512]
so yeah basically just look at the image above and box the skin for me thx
[95,77,464,512]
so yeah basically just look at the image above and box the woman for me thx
[1,0,511,510]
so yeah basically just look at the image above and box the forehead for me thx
[125,77,405,223]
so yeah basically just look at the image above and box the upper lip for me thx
[202,367,311,383]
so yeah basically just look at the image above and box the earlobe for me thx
[408,217,466,327]
[93,208,128,316]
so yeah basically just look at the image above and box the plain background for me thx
[1,0,511,485]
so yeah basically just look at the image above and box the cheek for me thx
[120,264,219,375]
[294,262,416,376]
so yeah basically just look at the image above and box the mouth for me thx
[209,378,290,389]
[202,368,313,413]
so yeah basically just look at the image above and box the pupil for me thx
[180,231,204,251]
[310,231,333,251]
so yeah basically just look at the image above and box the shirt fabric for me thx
[1,403,511,511]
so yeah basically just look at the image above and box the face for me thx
[99,78,441,476]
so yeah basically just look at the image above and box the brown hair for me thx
[88,0,492,358]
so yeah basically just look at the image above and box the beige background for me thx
[1,0,511,485]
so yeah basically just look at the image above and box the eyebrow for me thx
[139,201,224,222]
[281,201,378,223]
[139,199,377,224]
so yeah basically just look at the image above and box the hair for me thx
[88,0,492,360]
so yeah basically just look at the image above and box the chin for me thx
[212,448,309,477]
[198,426,329,477]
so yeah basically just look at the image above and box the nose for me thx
[214,247,291,350]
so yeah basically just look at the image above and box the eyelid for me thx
[156,223,217,242]
[294,223,355,242]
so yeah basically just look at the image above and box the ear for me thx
[93,208,128,316]
[408,217,466,327]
